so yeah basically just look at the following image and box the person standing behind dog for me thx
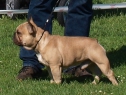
[17,0,93,80]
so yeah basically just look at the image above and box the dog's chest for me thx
[36,53,49,66]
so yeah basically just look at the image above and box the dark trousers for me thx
[20,0,93,70]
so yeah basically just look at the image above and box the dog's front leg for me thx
[46,66,55,83]
[49,65,62,84]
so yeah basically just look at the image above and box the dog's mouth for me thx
[13,32,23,46]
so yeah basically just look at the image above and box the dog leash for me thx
[43,0,61,32]
[34,0,60,49]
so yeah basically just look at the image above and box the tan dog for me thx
[13,18,118,85]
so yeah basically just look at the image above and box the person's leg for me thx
[64,0,93,76]
[28,0,57,32]
[17,0,57,80]
[64,0,93,36]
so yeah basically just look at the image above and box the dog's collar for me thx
[33,31,45,50]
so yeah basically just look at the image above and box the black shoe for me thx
[16,66,42,80]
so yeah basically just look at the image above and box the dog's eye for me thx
[17,31,21,35]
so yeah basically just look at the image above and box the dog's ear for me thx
[28,17,38,34]
[26,24,36,37]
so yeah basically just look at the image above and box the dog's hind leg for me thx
[89,44,118,85]
[80,60,101,84]
[90,54,118,85]
[96,61,118,85]
[86,64,102,84]
[97,62,118,85]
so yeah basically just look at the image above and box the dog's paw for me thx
[92,80,98,85]
[112,80,118,86]
[50,79,62,84]
[55,80,62,84]
[50,79,55,83]
[92,76,100,85]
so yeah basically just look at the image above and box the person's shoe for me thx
[63,66,92,77]
[16,66,42,80]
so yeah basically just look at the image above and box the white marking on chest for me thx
[36,53,49,66]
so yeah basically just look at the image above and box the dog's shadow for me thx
[107,45,126,68]
[62,75,94,84]
[34,71,94,84]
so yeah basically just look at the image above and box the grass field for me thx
[0,1,126,95]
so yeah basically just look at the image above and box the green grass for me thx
[0,2,126,95]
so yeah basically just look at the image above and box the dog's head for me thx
[13,18,44,50]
